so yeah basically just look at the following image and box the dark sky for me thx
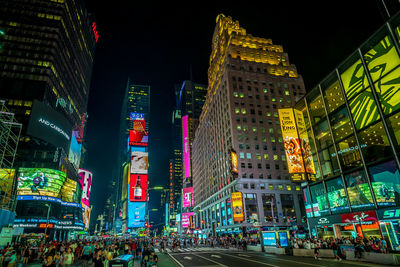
[82,0,392,226]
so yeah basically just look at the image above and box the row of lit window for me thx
[243,183,300,191]
[239,152,284,161]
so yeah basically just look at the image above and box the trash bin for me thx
[109,254,134,267]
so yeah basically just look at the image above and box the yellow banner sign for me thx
[231,151,238,174]
[231,192,244,222]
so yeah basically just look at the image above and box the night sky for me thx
[82,0,391,227]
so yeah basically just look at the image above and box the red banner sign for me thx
[340,210,377,223]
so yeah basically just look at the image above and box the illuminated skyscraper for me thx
[192,14,306,235]
[0,0,97,238]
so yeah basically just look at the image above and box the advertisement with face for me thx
[231,192,244,222]
[78,169,92,207]
[182,212,194,228]
[182,115,191,178]
[182,187,193,208]
[131,152,148,174]
[128,202,146,228]
[369,160,400,207]
[17,168,66,198]
[129,174,148,202]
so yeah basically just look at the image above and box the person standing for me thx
[62,248,74,267]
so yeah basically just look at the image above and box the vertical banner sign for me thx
[129,174,148,202]
[182,187,193,207]
[78,169,92,207]
[182,115,191,178]
[294,109,316,181]
[231,150,238,174]
[231,192,244,222]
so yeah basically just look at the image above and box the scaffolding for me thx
[0,100,22,211]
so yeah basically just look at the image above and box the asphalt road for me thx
[166,250,385,267]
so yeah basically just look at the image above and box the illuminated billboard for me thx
[182,187,193,208]
[60,178,80,203]
[0,169,15,207]
[128,202,146,228]
[231,150,238,174]
[78,169,92,207]
[17,168,66,198]
[68,131,82,170]
[129,130,148,146]
[278,108,315,182]
[82,204,91,229]
[131,151,148,174]
[27,100,72,152]
[182,212,194,228]
[133,120,145,132]
[231,192,244,222]
[182,115,191,178]
[129,174,148,202]
[130,113,145,121]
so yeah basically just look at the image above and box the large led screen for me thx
[129,130,148,146]
[129,174,148,202]
[60,178,80,203]
[128,202,146,228]
[68,131,82,171]
[0,169,15,207]
[345,170,374,210]
[17,168,66,198]
[78,169,92,207]
[182,187,193,208]
[262,232,277,246]
[131,152,148,174]
[130,113,145,121]
[182,115,191,178]
[82,204,91,230]
[326,177,350,213]
[294,109,316,176]
[369,160,400,207]
[182,212,194,228]
[27,100,72,152]
[231,192,244,222]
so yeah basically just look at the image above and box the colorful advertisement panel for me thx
[326,177,350,213]
[60,178,80,203]
[129,130,148,146]
[294,109,316,176]
[340,210,377,223]
[262,232,277,246]
[182,212,194,228]
[82,204,91,229]
[279,108,305,174]
[17,168,66,198]
[78,169,92,207]
[278,232,289,247]
[128,202,146,228]
[231,151,238,174]
[182,115,191,178]
[133,120,146,132]
[27,100,72,152]
[182,187,193,208]
[129,174,148,202]
[130,113,145,121]
[131,152,148,174]
[368,160,400,207]
[0,169,15,207]
[231,192,244,222]
[68,131,82,171]
[345,170,374,210]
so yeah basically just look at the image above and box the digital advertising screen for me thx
[17,168,66,198]
[278,232,289,247]
[0,169,15,205]
[78,169,92,207]
[369,160,400,207]
[128,202,146,228]
[326,178,350,213]
[303,187,313,218]
[310,183,330,216]
[129,130,148,146]
[68,131,82,171]
[133,120,146,132]
[182,115,191,178]
[27,100,72,152]
[345,170,374,209]
[262,232,277,246]
[231,151,238,174]
[60,178,80,203]
[82,204,91,230]
[231,192,244,222]
[129,174,148,202]
[131,151,148,174]
[182,187,193,208]
[130,113,145,121]
[182,212,194,228]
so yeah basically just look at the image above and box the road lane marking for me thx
[183,256,192,260]
[167,253,185,267]
[193,253,228,266]
[211,254,221,258]
[217,253,279,267]
[262,254,326,267]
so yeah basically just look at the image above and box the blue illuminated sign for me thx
[17,195,81,208]
[278,232,289,247]
[130,113,145,121]
[128,202,146,228]
[262,232,277,246]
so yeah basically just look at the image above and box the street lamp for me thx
[44,203,51,242]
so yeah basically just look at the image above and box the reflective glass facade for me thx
[296,17,400,215]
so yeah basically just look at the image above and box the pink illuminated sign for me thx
[78,169,92,207]
[182,115,191,178]
[182,212,194,228]
[183,187,193,207]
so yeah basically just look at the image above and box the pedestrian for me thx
[92,249,104,267]
[314,242,321,260]
[62,248,74,267]
[332,241,342,261]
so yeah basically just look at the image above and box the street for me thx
[161,249,385,267]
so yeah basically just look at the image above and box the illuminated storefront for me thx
[291,12,400,251]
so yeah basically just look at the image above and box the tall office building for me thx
[192,14,306,236]
[0,0,97,238]
[118,80,150,233]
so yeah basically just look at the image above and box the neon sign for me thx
[92,22,99,42]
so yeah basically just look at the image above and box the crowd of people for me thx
[290,236,388,260]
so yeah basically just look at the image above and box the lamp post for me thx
[44,203,51,242]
